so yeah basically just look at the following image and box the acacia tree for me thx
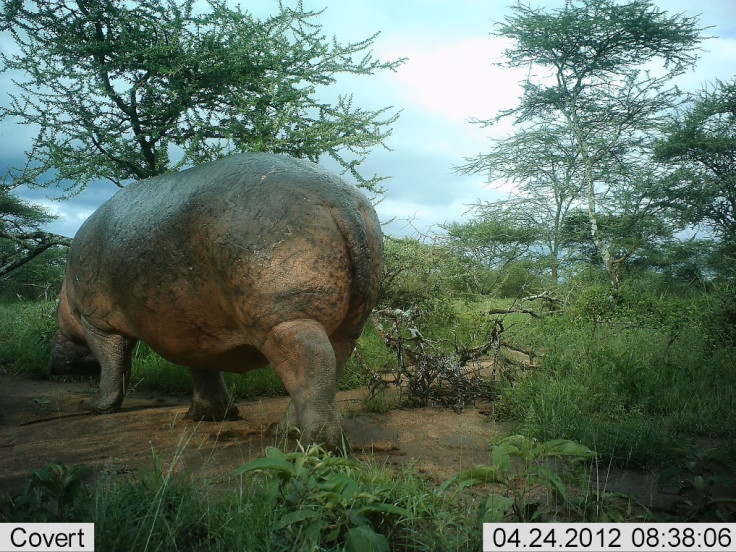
[458,125,584,283]
[654,79,736,271]
[442,210,541,295]
[0,184,70,278]
[471,0,704,288]
[561,206,676,278]
[0,0,402,195]
[442,209,540,271]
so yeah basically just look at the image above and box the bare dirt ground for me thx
[1,371,734,519]
[0,372,508,487]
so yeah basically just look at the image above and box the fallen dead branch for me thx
[484,291,563,319]
[368,308,537,412]
[485,307,542,318]
[521,291,562,309]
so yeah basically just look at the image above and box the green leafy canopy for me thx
[0,0,403,194]
[654,78,736,256]
[461,0,706,288]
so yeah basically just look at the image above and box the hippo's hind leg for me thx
[186,369,240,421]
[262,319,342,447]
[80,318,135,414]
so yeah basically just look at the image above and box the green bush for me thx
[236,445,410,551]
[440,435,598,522]
[0,244,67,302]
[0,463,93,522]
[379,237,461,324]
[497,309,736,468]
[699,284,736,348]
[2,451,485,551]
[495,263,543,299]
[0,300,58,376]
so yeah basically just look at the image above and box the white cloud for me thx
[17,182,118,238]
[674,37,736,92]
[379,36,525,125]
[377,175,505,237]
[31,199,94,238]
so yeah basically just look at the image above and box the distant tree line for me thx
[451,0,733,290]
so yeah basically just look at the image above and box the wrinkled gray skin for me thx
[50,153,383,446]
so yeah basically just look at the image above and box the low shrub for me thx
[497,309,736,468]
[0,300,58,376]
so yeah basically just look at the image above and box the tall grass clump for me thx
[340,322,396,389]
[497,286,736,469]
[93,452,234,551]
[0,300,58,376]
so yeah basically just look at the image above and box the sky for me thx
[3,0,736,239]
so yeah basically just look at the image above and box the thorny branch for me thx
[368,307,533,412]
[365,292,561,411]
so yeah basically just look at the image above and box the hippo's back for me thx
[64,153,382,363]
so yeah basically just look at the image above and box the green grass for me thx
[3,292,735,535]
[0,449,486,551]
[0,300,58,375]
[129,343,288,399]
[0,301,387,399]
[128,323,389,399]
[3,287,735,473]
[2,439,669,549]
[496,313,736,469]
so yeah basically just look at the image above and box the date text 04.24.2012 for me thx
[483,523,735,552]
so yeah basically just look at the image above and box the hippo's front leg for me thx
[186,368,240,421]
[80,318,135,413]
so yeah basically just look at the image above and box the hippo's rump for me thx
[62,153,382,365]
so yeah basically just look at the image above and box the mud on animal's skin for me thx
[50,152,383,448]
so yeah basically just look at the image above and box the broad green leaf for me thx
[313,491,346,507]
[532,467,568,502]
[490,445,512,472]
[693,475,706,491]
[537,439,597,459]
[354,503,410,517]
[495,435,533,458]
[344,525,389,552]
[437,475,459,495]
[483,493,514,522]
[265,447,287,460]
[439,465,504,493]
[234,457,295,478]
[273,509,321,531]
[319,473,358,499]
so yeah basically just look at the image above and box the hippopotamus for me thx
[50,152,383,446]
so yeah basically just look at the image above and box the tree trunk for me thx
[584,160,619,289]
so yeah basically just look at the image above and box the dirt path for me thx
[2,372,734,519]
[0,373,507,490]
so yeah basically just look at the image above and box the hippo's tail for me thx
[329,199,383,324]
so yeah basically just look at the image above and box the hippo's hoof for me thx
[267,419,300,439]
[79,398,121,414]
[266,421,348,454]
[185,402,240,422]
